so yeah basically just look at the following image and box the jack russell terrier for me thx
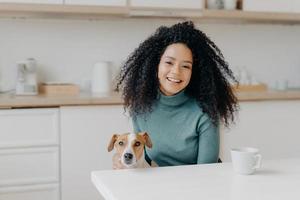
[107,132,157,169]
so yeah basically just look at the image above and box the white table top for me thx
[91,158,300,200]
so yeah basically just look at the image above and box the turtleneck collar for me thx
[158,90,190,107]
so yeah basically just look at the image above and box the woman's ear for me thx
[141,132,153,148]
[107,134,119,152]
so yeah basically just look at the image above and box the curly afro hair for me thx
[116,21,238,127]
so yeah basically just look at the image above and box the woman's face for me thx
[158,43,193,96]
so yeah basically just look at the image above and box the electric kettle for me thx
[15,58,38,95]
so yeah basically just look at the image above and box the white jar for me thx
[207,0,224,9]
[91,61,112,96]
[223,0,237,10]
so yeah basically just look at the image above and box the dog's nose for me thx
[124,153,133,160]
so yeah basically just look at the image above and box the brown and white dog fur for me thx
[107,132,157,169]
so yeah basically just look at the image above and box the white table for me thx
[91,158,300,200]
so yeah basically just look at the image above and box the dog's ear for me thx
[141,132,152,148]
[107,134,119,152]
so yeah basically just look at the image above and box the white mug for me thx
[231,147,262,175]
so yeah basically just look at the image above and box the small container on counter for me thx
[207,0,224,9]
[223,0,237,10]
[91,61,112,97]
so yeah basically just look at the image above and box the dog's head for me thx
[107,132,152,168]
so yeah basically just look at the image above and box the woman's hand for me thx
[112,153,125,170]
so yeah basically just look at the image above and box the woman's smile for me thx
[167,77,182,83]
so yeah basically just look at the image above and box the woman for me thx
[115,21,238,167]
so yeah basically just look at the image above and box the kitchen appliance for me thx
[91,61,112,96]
[15,58,38,95]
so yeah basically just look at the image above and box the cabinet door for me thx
[130,0,204,9]
[0,108,59,149]
[220,101,300,161]
[64,0,127,6]
[243,0,292,13]
[0,184,59,200]
[0,0,62,4]
[60,106,132,200]
[0,147,59,187]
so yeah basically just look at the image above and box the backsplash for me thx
[0,17,299,92]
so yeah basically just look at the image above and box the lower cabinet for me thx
[60,105,132,200]
[0,147,59,186]
[1,101,300,200]
[0,108,60,200]
[0,184,60,200]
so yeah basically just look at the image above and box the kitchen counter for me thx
[237,90,300,101]
[1,90,300,108]
[0,92,123,109]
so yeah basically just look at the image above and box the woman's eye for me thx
[119,141,124,146]
[182,65,191,69]
[165,61,172,65]
[135,141,141,147]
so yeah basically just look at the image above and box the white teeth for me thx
[167,77,181,83]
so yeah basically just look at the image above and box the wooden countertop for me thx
[0,92,123,109]
[1,90,300,109]
[236,90,300,101]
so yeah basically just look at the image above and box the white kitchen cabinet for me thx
[220,101,300,161]
[0,147,59,187]
[243,0,300,13]
[0,184,60,200]
[60,105,132,200]
[0,108,60,200]
[64,0,127,6]
[0,108,59,149]
[130,0,204,9]
[0,0,62,4]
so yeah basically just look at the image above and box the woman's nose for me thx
[171,64,180,74]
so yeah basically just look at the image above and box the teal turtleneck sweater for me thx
[132,90,220,167]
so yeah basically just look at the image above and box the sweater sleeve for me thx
[197,114,220,164]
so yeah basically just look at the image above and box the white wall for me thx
[0,17,300,92]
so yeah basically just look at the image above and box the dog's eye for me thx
[118,141,124,146]
[135,141,141,147]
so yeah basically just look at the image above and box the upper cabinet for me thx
[0,0,128,16]
[0,0,62,4]
[129,0,204,17]
[1,0,300,24]
[130,0,204,9]
[243,0,300,13]
[64,0,127,6]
